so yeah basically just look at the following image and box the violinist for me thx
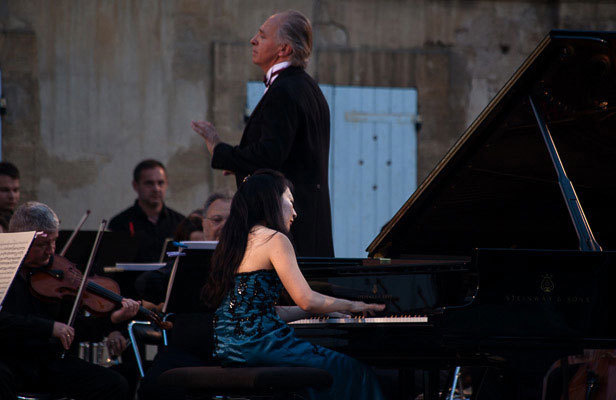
[1,201,140,400]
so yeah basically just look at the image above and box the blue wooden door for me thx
[246,83,418,258]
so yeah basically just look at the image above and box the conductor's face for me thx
[250,15,283,73]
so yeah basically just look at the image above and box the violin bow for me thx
[66,219,107,329]
[59,210,91,257]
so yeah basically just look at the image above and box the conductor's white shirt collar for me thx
[264,61,291,92]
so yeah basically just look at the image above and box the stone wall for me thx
[1,0,616,228]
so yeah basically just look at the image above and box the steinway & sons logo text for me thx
[503,274,591,304]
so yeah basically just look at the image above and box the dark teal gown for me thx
[213,269,384,399]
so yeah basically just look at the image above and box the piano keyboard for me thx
[289,315,428,325]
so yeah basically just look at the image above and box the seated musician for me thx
[201,192,232,242]
[204,170,385,400]
[1,201,140,400]
[175,214,206,241]
[137,177,361,400]
[136,192,232,310]
[108,159,185,262]
[0,161,21,232]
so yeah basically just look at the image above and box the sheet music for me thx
[178,241,218,250]
[0,231,36,306]
[112,263,166,271]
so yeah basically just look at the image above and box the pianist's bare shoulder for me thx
[237,225,292,273]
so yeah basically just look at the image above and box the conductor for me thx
[191,10,334,257]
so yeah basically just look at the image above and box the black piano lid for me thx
[368,30,616,258]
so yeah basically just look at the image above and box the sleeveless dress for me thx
[213,269,384,399]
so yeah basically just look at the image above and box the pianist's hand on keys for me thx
[348,301,385,315]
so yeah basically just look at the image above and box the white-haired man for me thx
[192,10,334,257]
[1,202,140,399]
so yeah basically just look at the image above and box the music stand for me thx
[57,230,139,273]
[163,247,215,314]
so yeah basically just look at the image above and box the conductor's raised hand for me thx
[191,120,221,155]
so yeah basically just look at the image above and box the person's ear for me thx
[279,43,292,58]
[132,180,138,192]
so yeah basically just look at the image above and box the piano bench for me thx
[157,366,333,398]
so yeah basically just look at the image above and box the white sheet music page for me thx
[0,231,36,307]
[179,241,218,250]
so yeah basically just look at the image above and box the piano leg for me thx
[423,369,440,400]
[398,368,415,399]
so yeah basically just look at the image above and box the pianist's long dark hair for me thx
[202,169,292,308]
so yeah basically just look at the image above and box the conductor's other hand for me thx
[110,298,141,324]
[191,120,221,155]
[52,322,75,350]
[348,301,386,316]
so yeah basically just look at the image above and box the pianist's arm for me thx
[270,233,384,315]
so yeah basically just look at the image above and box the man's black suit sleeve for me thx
[211,86,299,174]
[0,311,53,343]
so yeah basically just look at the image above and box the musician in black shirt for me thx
[108,159,185,262]
[0,161,20,232]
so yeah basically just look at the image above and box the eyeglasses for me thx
[205,216,227,224]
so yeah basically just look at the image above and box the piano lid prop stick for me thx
[529,95,602,252]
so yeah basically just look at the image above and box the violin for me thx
[564,350,616,400]
[28,255,172,330]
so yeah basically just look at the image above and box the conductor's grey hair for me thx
[276,10,312,69]
[9,201,60,233]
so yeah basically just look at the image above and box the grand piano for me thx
[291,30,616,399]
